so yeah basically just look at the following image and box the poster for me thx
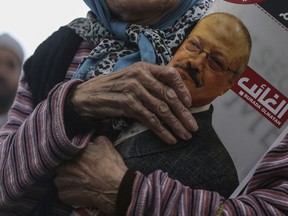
[206,0,288,196]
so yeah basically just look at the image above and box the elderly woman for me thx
[52,2,287,216]
[0,0,221,215]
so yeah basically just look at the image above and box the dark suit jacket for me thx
[116,105,239,198]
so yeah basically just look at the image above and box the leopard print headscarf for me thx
[68,0,213,81]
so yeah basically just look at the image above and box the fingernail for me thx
[185,132,192,140]
[189,118,198,132]
[166,133,177,144]
[184,96,191,108]
[179,131,192,140]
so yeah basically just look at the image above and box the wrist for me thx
[64,85,95,139]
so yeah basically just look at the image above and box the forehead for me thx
[194,15,243,45]
[189,14,249,62]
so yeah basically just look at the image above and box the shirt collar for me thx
[189,104,211,113]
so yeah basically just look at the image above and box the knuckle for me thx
[170,71,184,86]
[136,61,147,67]
[133,61,145,67]
[146,113,161,127]
[154,124,168,135]
[148,113,158,124]
[124,79,139,92]
[156,101,170,116]
[121,93,141,117]
[123,92,136,105]
[162,67,178,79]
[129,62,147,75]
[165,87,178,101]
[177,81,188,93]
[141,110,159,126]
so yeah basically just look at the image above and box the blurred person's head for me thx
[169,12,252,107]
[0,33,24,114]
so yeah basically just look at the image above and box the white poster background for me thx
[205,1,288,186]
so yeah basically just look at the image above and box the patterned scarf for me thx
[68,0,213,81]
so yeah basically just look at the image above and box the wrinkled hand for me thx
[54,136,128,216]
[70,62,198,144]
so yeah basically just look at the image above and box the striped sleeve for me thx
[0,41,93,215]
[222,134,288,216]
[125,133,288,216]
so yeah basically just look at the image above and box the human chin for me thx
[190,96,211,107]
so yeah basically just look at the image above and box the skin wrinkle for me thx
[106,0,180,25]
[132,66,180,112]
[153,0,172,12]
[154,67,192,108]
[157,101,170,116]
[141,77,185,122]
[165,87,177,101]
[118,74,158,118]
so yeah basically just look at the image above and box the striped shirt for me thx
[1,34,288,216]
[0,41,94,216]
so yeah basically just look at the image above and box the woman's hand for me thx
[54,136,127,216]
[69,62,198,144]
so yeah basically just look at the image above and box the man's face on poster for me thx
[169,13,251,107]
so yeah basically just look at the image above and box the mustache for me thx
[173,62,203,87]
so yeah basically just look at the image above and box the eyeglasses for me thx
[186,39,239,75]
